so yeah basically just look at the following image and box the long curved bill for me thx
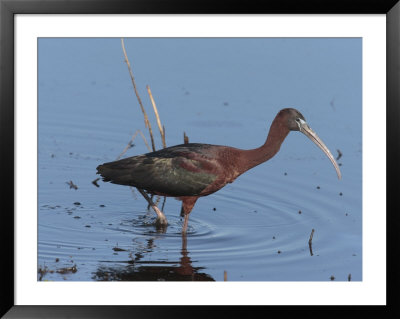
[299,119,342,180]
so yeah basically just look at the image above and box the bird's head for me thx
[278,108,342,180]
[280,108,307,132]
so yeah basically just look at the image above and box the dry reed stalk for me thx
[146,85,168,209]
[120,38,167,225]
[137,130,152,152]
[121,38,156,152]
[147,85,166,148]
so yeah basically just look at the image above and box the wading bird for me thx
[97,108,341,233]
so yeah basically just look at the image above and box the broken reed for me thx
[184,132,189,144]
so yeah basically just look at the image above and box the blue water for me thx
[38,38,362,281]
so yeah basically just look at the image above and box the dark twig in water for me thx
[308,228,315,256]
[92,178,100,188]
[121,38,156,152]
[66,180,78,190]
[224,270,228,281]
[336,149,342,161]
[348,273,352,281]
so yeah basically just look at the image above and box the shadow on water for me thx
[93,232,215,281]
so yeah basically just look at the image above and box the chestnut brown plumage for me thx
[97,108,341,233]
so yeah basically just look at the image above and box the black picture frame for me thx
[1,0,399,317]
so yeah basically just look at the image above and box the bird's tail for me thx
[96,163,133,186]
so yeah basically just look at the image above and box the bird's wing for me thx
[97,147,217,197]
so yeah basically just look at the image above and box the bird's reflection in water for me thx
[93,228,214,281]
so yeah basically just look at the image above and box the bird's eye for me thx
[295,118,301,122]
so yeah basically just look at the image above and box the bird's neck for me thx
[241,118,290,172]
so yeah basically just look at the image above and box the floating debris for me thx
[113,247,127,252]
[38,265,54,281]
[73,202,81,206]
[336,149,342,161]
[56,265,77,274]
[92,178,100,188]
[66,180,78,190]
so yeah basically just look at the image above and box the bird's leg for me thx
[182,214,190,234]
[137,188,168,226]
[181,197,198,234]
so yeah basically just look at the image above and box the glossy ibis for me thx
[97,108,341,233]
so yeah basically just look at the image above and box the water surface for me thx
[38,38,362,281]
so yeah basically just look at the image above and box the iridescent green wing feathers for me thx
[97,144,217,197]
